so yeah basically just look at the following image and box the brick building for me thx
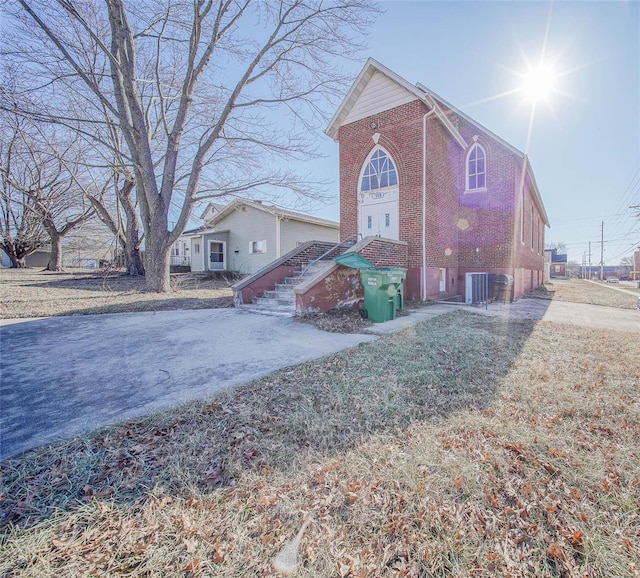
[326,59,549,301]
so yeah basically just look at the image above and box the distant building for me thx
[544,248,567,279]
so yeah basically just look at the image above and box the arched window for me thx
[466,143,486,191]
[360,149,398,191]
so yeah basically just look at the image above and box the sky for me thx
[291,0,640,267]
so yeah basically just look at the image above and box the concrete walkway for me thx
[1,299,638,461]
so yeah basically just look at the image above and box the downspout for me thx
[422,108,436,301]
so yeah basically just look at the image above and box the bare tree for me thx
[6,0,377,291]
[0,123,95,271]
[0,119,49,268]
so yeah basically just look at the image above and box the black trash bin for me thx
[493,274,514,303]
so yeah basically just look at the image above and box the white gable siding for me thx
[343,71,418,125]
[280,219,339,255]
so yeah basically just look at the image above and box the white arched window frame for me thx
[359,147,398,192]
[465,143,487,192]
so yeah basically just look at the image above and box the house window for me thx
[194,243,200,253]
[531,206,535,249]
[367,216,372,229]
[361,148,398,191]
[555,265,561,273]
[466,143,486,191]
[250,240,267,254]
[385,213,390,227]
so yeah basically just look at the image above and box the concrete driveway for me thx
[1,299,638,461]
[0,309,376,461]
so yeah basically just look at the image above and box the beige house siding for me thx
[279,218,339,255]
[343,70,418,125]
[220,205,277,274]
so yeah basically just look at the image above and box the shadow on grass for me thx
[0,306,548,532]
[45,298,234,317]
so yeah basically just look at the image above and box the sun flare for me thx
[521,64,556,103]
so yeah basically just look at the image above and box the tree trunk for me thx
[125,243,145,276]
[121,194,145,276]
[46,234,63,271]
[3,245,26,268]
[144,229,171,292]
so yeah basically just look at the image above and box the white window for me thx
[367,216,372,229]
[250,240,267,254]
[531,206,535,249]
[361,149,398,191]
[439,268,447,292]
[194,243,200,253]
[466,143,486,191]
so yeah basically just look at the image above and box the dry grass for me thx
[0,268,235,319]
[531,279,639,309]
[1,311,639,577]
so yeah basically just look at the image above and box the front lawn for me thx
[1,311,638,577]
[535,279,638,309]
[0,268,235,319]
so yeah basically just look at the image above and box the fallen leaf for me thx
[182,558,200,572]
[570,531,584,546]
[243,448,258,460]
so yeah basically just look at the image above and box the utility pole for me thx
[600,221,604,281]
[588,241,591,279]
[632,204,640,288]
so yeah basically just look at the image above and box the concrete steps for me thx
[245,261,334,316]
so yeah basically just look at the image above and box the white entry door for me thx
[208,241,225,270]
[359,196,399,240]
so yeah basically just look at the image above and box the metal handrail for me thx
[300,233,360,276]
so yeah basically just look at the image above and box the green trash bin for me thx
[360,269,398,322]
[377,267,407,311]
[333,253,406,323]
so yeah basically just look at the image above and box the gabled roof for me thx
[326,58,549,227]
[207,198,340,229]
[325,58,466,149]
[200,201,227,221]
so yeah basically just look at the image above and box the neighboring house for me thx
[545,248,567,279]
[326,58,549,301]
[1,248,50,268]
[179,199,340,274]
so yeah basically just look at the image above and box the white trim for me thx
[358,145,399,192]
[465,142,487,193]
[357,146,400,241]
[416,82,525,159]
[249,240,267,254]
[326,58,466,150]
[275,217,281,258]
[207,240,226,271]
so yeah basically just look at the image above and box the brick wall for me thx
[358,238,408,268]
[336,92,547,301]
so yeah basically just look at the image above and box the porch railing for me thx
[170,255,191,266]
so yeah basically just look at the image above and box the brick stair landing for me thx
[236,261,333,317]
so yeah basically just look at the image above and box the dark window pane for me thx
[478,173,485,188]
[380,172,388,188]
[469,175,477,190]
